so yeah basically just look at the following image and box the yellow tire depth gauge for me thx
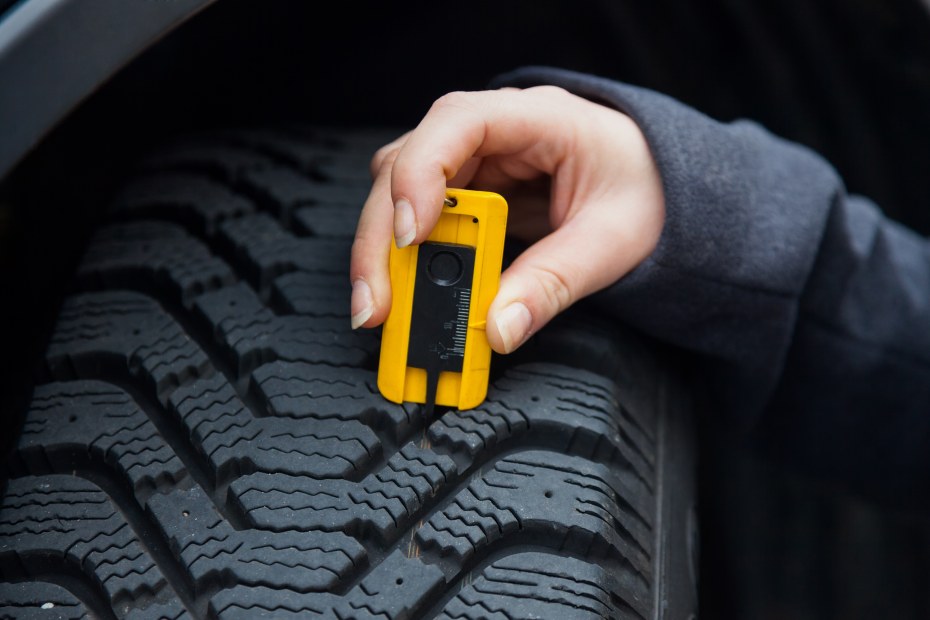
[377,188,508,415]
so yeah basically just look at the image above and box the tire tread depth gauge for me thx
[377,188,508,416]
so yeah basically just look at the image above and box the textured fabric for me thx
[490,66,930,502]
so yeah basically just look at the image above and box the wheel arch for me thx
[0,0,216,182]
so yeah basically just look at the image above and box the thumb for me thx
[486,201,659,354]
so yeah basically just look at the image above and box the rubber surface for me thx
[0,127,697,619]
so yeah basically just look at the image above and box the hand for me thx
[349,85,665,354]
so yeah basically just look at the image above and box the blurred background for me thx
[2,0,930,617]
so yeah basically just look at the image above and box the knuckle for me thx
[431,90,473,112]
[351,231,375,257]
[527,84,571,99]
[370,145,399,176]
[349,240,376,280]
[349,241,366,271]
[531,265,575,315]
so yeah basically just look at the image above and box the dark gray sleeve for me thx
[490,66,930,501]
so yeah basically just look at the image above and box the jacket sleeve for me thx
[490,66,930,502]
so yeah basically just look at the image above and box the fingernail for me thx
[394,198,416,248]
[495,302,532,353]
[350,279,374,330]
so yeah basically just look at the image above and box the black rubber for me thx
[0,127,697,619]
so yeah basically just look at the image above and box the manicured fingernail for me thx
[350,280,374,330]
[495,302,532,353]
[394,198,416,248]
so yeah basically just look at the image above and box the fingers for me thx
[486,194,664,354]
[389,87,575,248]
[352,84,665,345]
[351,86,580,330]
[350,149,397,329]
[481,97,664,353]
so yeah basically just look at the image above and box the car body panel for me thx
[0,0,214,181]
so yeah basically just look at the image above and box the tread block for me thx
[219,127,375,181]
[429,364,655,496]
[507,365,655,450]
[270,272,351,317]
[239,168,368,218]
[45,291,212,404]
[438,553,647,620]
[294,124,395,182]
[425,398,529,469]
[76,222,235,307]
[112,172,255,236]
[193,284,375,374]
[147,487,366,594]
[230,443,457,541]
[217,213,348,290]
[0,476,174,614]
[329,551,445,620]
[209,550,444,620]
[415,451,652,590]
[250,361,414,442]
[15,381,188,501]
[168,375,380,482]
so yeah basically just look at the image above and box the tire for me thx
[0,126,698,619]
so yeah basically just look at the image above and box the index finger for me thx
[389,86,578,247]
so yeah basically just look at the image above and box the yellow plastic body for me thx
[377,188,508,410]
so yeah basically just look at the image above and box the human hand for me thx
[350,85,665,354]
